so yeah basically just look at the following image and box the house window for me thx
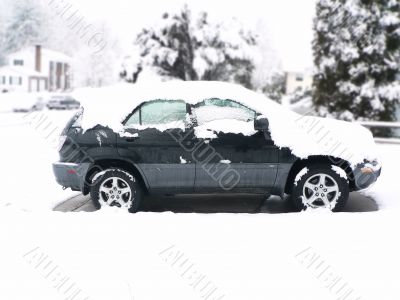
[9,76,13,85]
[13,59,24,66]
[18,77,22,85]
[1,76,5,85]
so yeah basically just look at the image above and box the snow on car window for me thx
[193,99,255,126]
[194,119,257,139]
[125,120,186,132]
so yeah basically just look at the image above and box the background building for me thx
[0,45,71,93]
[284,70,313,94]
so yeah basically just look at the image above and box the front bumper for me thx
[52,162,91,192]
[352,162,382,191]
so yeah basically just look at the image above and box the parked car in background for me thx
[47,95,80,110]
[12,106,31,113]
[12,96,45,113]
[31,97,46,111]
[52,82,382,213]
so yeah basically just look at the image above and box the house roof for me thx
[8,46,72,63]
[0,66,46,77]
[41,48,72,62]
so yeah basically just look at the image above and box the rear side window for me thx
[193,98,256,126]
[125,100,187,127]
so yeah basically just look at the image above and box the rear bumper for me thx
[52,162,91,192]
[352,163,382,191]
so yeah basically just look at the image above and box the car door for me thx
[191,99,279,193]
[117,100,196,193]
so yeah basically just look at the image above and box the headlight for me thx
[361,166,374,174]
[361,159,381,173]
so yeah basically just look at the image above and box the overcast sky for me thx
[1,0,317,71]
[63,0,317,72]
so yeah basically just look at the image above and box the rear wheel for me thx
[90,169,143,213]
[292,165,349,212]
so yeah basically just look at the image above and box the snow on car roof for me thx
[73,81,379,166]
[74,81,289,129]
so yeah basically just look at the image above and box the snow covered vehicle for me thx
[53,82,381,212]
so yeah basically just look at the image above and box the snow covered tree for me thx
[121,5,258,88]
[0,17,6,65]
[3,0,48,53]
[252,18,284,98]
[72,22,122,88]
[259,71,286,102]
[313,0,400,122]
[73,45,120,88]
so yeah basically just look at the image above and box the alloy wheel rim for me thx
[99,177,133,209]
[302,173,340,210]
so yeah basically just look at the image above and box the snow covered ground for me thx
[0,110,79,211]
[0,110,399,300]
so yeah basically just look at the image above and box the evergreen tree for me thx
[313,0,400,122]
[260,71,286,102]
[121,5,257,88]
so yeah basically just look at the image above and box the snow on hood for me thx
[73,81,379,166]
[278,114,379,166]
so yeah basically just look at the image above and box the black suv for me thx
[53,84,381,213]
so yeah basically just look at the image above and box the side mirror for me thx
[254,118,269,131]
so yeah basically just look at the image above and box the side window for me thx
[141,100,186,125]
[125,100,187,127]
[125,110,140,127]
[193,98,256,126]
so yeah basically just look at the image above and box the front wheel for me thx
[90,169,143,213]
[292,165,349,212]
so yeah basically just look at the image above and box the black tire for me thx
[291,164,349,212]
[90,168,143,213]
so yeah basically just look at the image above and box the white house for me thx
[0,45,72,93]
[284,70,313,94]
[0,66,47,93]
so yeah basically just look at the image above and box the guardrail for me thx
[359,121,400,129]
[358,121,400,144]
